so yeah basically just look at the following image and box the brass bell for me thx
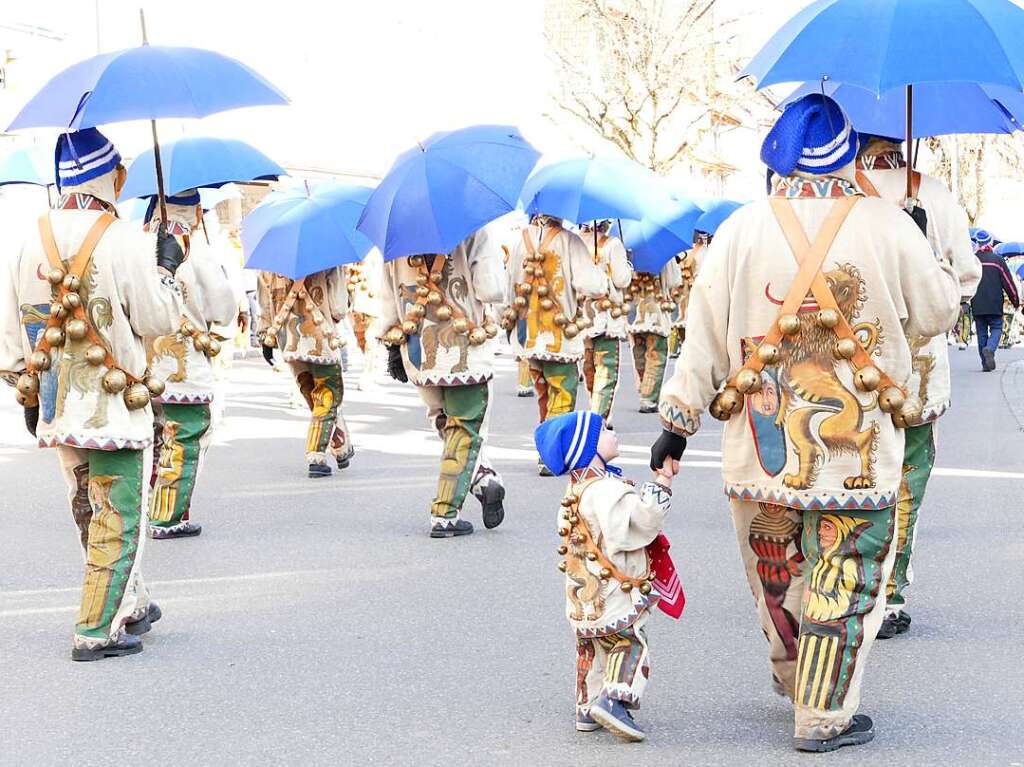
[894,398,922,428]
[435,305,453,322]
[757,343,780,366]
[817,308,840,329]
[718,386,743,414]
[65,318,88,341]
[639,582,653,595]
[620,582,634,593]
[586,552,598,561]
[558,561,568,573]
[540,298,554,311]
[123,382,151,411]
[620,303,632,315]
[452,318,470,335]
[193,333,211,351]
[468,328,487,346]
[415,272,428,286]
[648,572,657,581]
[101,368,128,394]
[568,514,579,523]
[384,328,405,346]
[16,372,39,396]
[560,496,574,507]
[62,274,81,292]
[145,376,166,397]
[500,315,516,332]
[558,526,569,537]
[854,366,881,392]
[47,268,66,286]
[329,336,342,350]
[263,331,279,349]
[563,322,580,339]
[557,545,568,555]
[401,320,419,336]
[426,291,443,307]
[85,344,106,366]
[600,568,612,579]
[30,350,52,372]
[778,313,801,336]
[62,292,82,311]
[483,323,499,339]
[513,296,528,309]
[207,339,222,357]
[44,327,66,347]
[181,320,196,337]
[409,304,426,319]
[577,315,593,330]
[416,286,430,298]
[877,386,905,414]
[520,282,533,295]
[735,368,762,395]
[15,390,38,408]
[709,398,730,422]
[610,307,622,319]
[661,301,674,312]
[553,312,568,327]
[536,284,549,297]
[599,298,612,312]
[834,337,858,360]
[49,302,66,321]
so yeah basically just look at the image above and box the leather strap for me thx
[521,225,560,257]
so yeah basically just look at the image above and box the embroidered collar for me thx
[771,176,862,199]
[857,150,905,171]
[57,193,117,213]
[569,464,623,483]
[144,220,192,237]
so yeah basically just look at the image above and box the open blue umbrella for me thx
[243,184,374,280]
[0,147,54,186]
[520,157,658,224]
[357,125,539,261]
[120,136,284,199]
[695,200,744,239]
[996,242,1024,257]
[617,200,705,274]
[781,81,1024,138]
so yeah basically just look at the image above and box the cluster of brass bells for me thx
[593,297,629,320]
[346,266,375,300]
[384,268,498,348]
[710,386,744,421]
[511,251,583,339]
[625,274,673,314]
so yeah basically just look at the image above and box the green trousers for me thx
[420,383,490,520]
[57,445,149,644]
[582,334,620,421]
[289,361,353,466]
[529,359,580,423]
[887,423,936,608]
[630,333,669,407]
[150,403,212,529]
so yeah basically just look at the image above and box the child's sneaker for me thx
[589,694,645,742]
[575,709,601,732]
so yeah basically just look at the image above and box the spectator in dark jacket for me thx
[971,230,1020,371]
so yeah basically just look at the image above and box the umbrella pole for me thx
[139,10,168,226]
[593,222,598,262]
[905,84,914,201]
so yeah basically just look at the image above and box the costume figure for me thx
[258,266,353,477]
[0,128,185,659]
[380,230,507,538]
[855,136,981,637]
[651,96,960,751]
[535,411,679,743]
[578,221,632,424]
[345,248,383,390]
[143,191,238,539]
[502,215,608,475]
[626,260,682,413]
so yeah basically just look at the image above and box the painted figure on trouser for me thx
[577,221,632,425]
[503,215,608,475]
[142,189,238,540]
[626,260,681,414]
[855,134,981,638]
[0,128,187,660]
[258,266,353,478]
[380,230,507,538]
[345,249,383,390]
[535,411,682,742]
[651,96,961,751]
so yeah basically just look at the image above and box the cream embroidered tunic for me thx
[506,223,609,362]
[346,249,383,318]
[659,178,961,511]
[257,268,348,365]
[626,260,682,337]
[380,230,505,387]
[1,209,182,450]
[578,234,633,340]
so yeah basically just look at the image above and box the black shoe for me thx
[430,519,474,538]
[877,612,900,640]
[71,633,144,662]
[150,521,202,540]
[981,348,996,371]
[308,463,332,478]
[794,715,875,753]
[538,462,554,477]
[336,456,351,470]
[125,602,163,636]
[479,483,506,530]
[638,402,658,414]
[896,610,912,634]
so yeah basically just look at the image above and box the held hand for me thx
[238,312,250,333]
[654,457,677,487]
[155,225,185,276]
[650,429,687,472]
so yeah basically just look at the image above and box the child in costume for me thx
[535,411,683,742]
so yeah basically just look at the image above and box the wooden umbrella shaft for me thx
[905,84,914,201]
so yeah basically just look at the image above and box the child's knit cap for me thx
[534,411,603,476]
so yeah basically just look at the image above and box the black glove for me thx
[155,225,185,276]
[650,429,687,472]
[905,205,928,237]
[387,346,409,383]
[24,405,39,437]
[262,344,275,366]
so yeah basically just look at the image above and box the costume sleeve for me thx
[997,255,1021,307]
[186,248,238,327]
[660,259,682,292]
[896,214,961,339]
[609,239,633,290]
[593,480,671,556]
[378,261,401,333]
[466,230,506,305]
[256,272,273,334]
[657,234,733,435]
[503,237,527,312]
[568,233,609,299]
[925,179,980,301]
[0,246,25,379]
[116,230,183,339]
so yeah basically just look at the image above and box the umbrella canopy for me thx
[695,200,744,238]
[357,124,539,262]
[617,200,705,274]
[8,46,287,130]
[781,81,1024,138]
[243,184,375,280]
[519,157,658,224]
[996,242,1024,257]
[0,147,54,186]
[742,0,1024,93]
[120,137,284,199]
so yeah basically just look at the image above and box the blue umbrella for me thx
[357,125,539,261]
[781,81,1024,138]
[617,200,705,274]
[996,242,1024,257]
[695,200,744,238]
[120,137,284,199]
[520,157,658,224]
[243,184,375,280]
[7,46,287,131]
[0,147,54,186]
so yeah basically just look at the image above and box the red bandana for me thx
[57,193,115,213]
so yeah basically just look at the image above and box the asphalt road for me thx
[0,342,1021,767]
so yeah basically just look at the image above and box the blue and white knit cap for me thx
[144,188,202,226]
[761,94,859,178]
[973,229,993,246]
[534,411,604,476]
[54,128,122,192]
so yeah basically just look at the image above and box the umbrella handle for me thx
[905,85,914,202]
